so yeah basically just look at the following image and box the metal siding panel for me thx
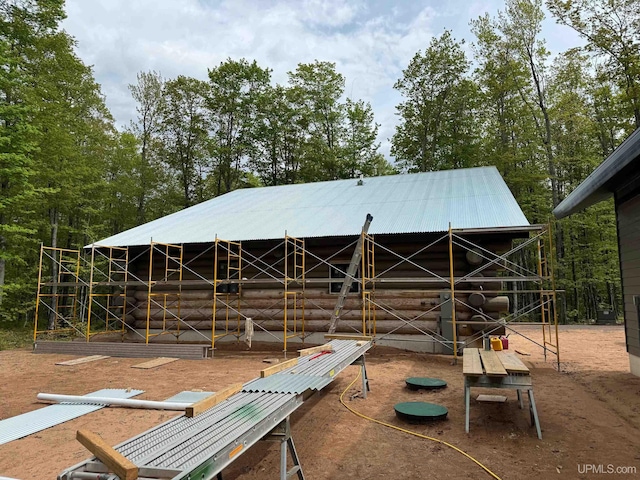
[91,167,529,247]
[618,196,640,352]
[0,389,144,445]
[628,343,640,357]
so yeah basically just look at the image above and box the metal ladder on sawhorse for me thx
[351,354,371,399]
[327,214,373,334]
[216,416,305,480]
[265,416,305,480]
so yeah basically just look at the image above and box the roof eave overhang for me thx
[553,127,640,219]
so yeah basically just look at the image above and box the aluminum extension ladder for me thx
[327,214,373,334]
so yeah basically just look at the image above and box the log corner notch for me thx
[76,429,138,480]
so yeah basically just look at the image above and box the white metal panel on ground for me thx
[91,167,529,247]
[0,389,144,445]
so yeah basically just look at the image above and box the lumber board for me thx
[259,358,298,378]
[131,357,178,369]
[479,349,508,376]
[56,355,110,366]
[495,352,530,374]
[185,383,243,418]
[76,429,138,480]
[477,394,507,403]
[298,344,333,357]
[462,348,483,376]
[324,334,373,341]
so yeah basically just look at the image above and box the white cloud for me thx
[62,0,585,160]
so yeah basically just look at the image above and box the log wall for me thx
[121,232,516,337]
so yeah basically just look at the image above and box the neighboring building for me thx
[554,127,640,376]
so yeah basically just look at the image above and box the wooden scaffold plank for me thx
[462,348,483,376]
[479,349,508,377]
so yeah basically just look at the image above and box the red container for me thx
[501,336,509,350]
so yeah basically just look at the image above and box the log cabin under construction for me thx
[34,166,560,361]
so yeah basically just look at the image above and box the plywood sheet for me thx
[56,355,110,366]
[131,357,178,369]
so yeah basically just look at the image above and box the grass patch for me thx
[0,324,32,351]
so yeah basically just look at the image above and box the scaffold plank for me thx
[462,349,483,376]
[479,350,508,376]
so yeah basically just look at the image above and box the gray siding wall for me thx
[616,194,640,357]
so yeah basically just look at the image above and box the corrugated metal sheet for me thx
[0,389,144,445]
[242,340,368,394]
[243,374,332,394]
[92,167,529,247]
[33,341,207,359]
[115,340,369,468]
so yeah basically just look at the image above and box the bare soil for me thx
[1,325,640,480]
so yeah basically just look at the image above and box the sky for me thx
[62,0,584,159]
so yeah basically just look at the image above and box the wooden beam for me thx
[298,344,333,357]
[259,357,298,378]
[324,334,373,341]
[495,352,530,374]
[462,348,483,376]
[185,384,243,418]
[76,430,138,480]
[479,349,508,376]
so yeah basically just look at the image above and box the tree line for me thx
[1,0,638,323]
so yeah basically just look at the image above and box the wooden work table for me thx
[463,348,542,439]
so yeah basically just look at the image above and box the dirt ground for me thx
[1,325,640,480]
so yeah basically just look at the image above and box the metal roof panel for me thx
[0,389,144,445]
[92,166,528,247]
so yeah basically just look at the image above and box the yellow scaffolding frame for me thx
[145,241,183,343]
[284,235,305,352]
[538,224,560,362]
[86,245,129,340]
[34,246,82,340]
[448,223,561,367]
[449,223,459,364]
[361,231,376,336]
[212,238,243,349]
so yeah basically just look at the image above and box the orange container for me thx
[490,337,503,351]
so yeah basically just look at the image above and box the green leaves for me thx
[391,31,481,172]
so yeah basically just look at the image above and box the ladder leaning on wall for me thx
[327,214,373,335]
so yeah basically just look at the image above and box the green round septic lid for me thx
[405,377,447,390]
[394,402,448,423]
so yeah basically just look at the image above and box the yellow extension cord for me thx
[339,370,503,480]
